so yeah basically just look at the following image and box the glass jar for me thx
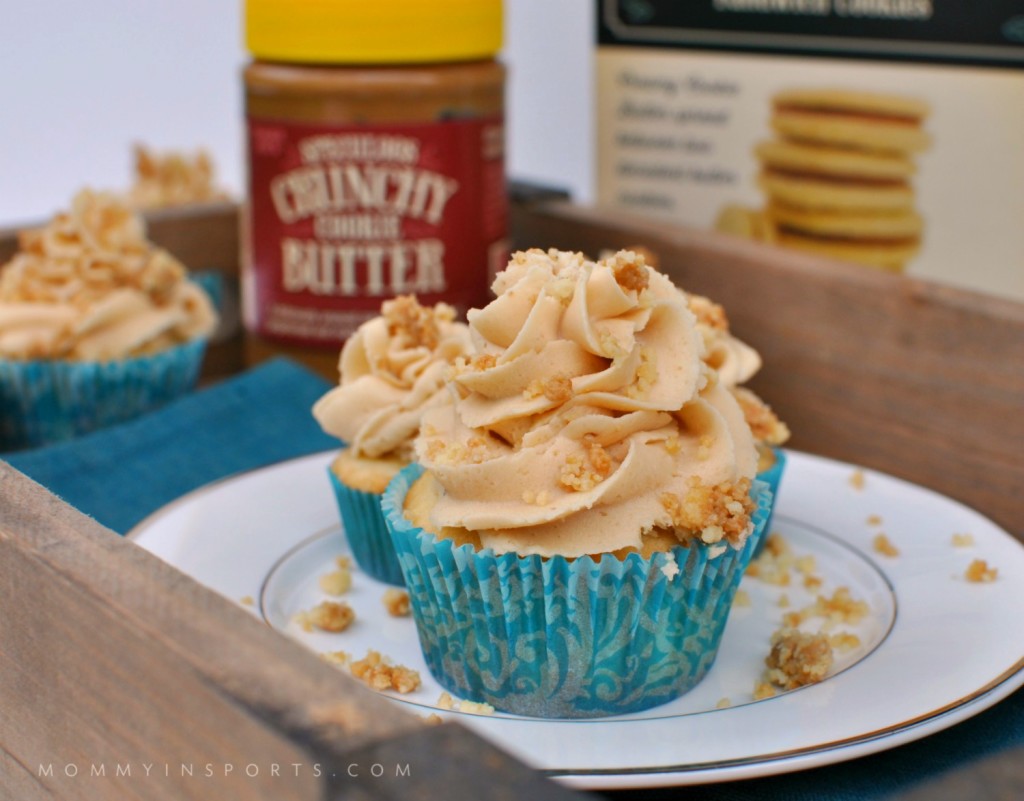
[243,0,506,378]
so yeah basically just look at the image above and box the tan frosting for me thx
[687,294,761,388]
[0,190,217,360]
[313,296,473,461]
[687,293,789,448]
[128,145,230,209]
[415,249,759,558]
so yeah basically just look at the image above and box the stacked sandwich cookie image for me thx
[381,249,773,718]
[718,88,931,273]
[312,296,473,585]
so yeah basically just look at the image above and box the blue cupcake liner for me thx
[752,447,787,559]
[0,337,207,452]
[327,467,406,586]
[382,464,773,719]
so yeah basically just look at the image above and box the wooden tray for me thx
[2,195,1022,799]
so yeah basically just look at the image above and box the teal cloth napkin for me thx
[3,358,336,534]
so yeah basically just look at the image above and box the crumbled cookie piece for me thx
[239,595,254,606]
[382,588,411,617]
[782,586,869,629]
[382,295,443,350]
[425,435,495,466]
[849,470,866,490]
[296,601,355,633]
[964,559,998,583]
[872,533,900,558]
[716,697,732,709]
[753,681,777,701]
[733,589,751,608]
[830,632,862,653]
[350,650,421,694]
[560,441,615,493]
[321,650,351,667]
[458,700,496,716]
[732,387,791,446]
[433,691,494,714]
[525,375,574,403]
[778,593,790,608]
[436,692,455,711]
[746,533,794,586]
[687,294,729,331]
[765,629,834,690]
[319,562,352,596]
[129,144,229,208]
[794,555,817,576]
[471,352,497,371]
[423,714,444,725]
[625,348,657,400]
[660,477,754,547]
[803,574,823,591]
[866,514,883,526]
[952,533,975,548]
[608,252,651,293]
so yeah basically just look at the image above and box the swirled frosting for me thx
[0,190,217,360]
[415,249,759,558]
[687,294,790,447]
[313,296,473,461]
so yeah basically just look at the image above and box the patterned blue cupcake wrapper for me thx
[382,465,773,719]
[752,447,788,559]
[0,338,207,452]
[327,467,406,586]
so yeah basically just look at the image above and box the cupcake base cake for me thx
[384,464,773,719]
[326,449,407,586]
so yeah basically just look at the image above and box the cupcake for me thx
[382,249,772,718]
[0,190,217,450]
[127,144,230,209]
[312,296,473,585]
[687,293,790,556]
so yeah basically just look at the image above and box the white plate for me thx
[130,450,1024,790]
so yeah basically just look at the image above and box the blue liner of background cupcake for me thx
[752,446,787,559]
[383,464,773,719]
[327,467,406,586]
[0,337,207,452]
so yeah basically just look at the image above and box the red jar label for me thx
[244,117,507,347]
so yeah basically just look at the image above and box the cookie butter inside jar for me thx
[242,0,506,378]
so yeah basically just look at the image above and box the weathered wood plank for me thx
[511,201,1024,538]
[0,465,580,801]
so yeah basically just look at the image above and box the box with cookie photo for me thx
[595,0,1024,300]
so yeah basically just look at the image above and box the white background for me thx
[0,0,596,227]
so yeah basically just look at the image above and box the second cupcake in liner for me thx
[312,296,474,586]
[385,464,772,719]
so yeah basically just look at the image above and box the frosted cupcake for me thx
[312,296,472,585]
[688,293,790,555]
[0,190,217,450]
[382,249,772,718]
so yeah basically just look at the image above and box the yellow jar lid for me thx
[245,0,503,64]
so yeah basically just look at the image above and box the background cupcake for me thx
[312,296,472,585]
[0,190,217,450]
[384,249,771,718]
[687,293,790,556]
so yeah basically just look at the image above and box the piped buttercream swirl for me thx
[0,190,217,360]
[415,249,759,558]
[313,296,473,461]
